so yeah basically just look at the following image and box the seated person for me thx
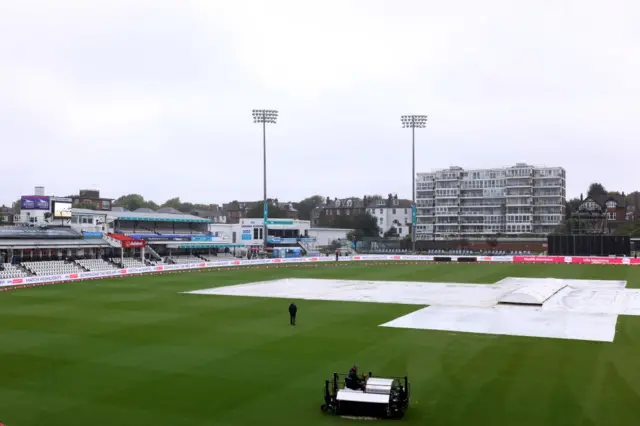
[345,365,366,391]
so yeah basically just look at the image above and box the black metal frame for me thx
[321,371,410,419]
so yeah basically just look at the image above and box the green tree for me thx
[383,227,399,238]
[565,197,582,219]
[180,202,195,212]
[587,182,607,198]
[347,229,365,244]
[246,203,287,219]
[352,213,380,237]
[295,195,324,221]
[114,194,159,211]
[161,197,182,210]
[319,212,380,237]
[614,220,640,237]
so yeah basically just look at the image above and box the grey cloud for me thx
[1,0,639,206]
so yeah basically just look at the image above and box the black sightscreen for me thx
[547,235,630,256]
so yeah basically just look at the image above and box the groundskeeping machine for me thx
[321,372,410,419]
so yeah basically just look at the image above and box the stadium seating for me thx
[75,259,118,271]
[116,225,135,234]
[169,255,203,264]
[110,258,146,268]
[424,249,532,255]
[22,260,84,276]
[0,263,28,279]
[199,253,235,261]
[126,229,156,235]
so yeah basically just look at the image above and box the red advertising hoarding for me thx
[514,256,631,265]
[513,256,566,264]
[122,240,146,249]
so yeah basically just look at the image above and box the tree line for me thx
[111,193,384,237]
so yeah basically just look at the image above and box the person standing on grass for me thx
[289,302,297,325]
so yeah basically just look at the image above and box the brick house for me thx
[576,194,627,233]
[0,205,14,225]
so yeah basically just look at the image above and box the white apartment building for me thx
[415,163,566,240]
[364,198,412,238]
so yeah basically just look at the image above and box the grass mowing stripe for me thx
[0,263,639,426]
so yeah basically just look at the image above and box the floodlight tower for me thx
[401,114,428,253]
[252,109,279,250]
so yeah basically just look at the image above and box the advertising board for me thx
[3,254,640,291]
[52,201,72,217]
[82,232,103,238]
[21,196,50,210]
[267,237,298,244]
[241,228,252,241]
[122,240,146,248]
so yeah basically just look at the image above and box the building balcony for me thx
[506,172,533,178]
[534,193,563,198]
[533,182,563,187]
[435,176,460,181]
[534,202,564,206]
[534,174,563,179]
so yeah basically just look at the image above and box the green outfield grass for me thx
[1,263,640,426]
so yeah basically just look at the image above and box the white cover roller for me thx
[335,377,396,404]
[365,377,394,395]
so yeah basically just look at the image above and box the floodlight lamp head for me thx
[252,109,279,124]
[401,114,428,128]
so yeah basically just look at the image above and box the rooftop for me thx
[80,209,212,223]
[0,226,82,239]
[418,164,565,174]
[0,238,109,248]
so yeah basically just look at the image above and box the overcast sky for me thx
[1,0,638,207]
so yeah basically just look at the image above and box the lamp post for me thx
[401,114,428,253]
[252,109,278,250]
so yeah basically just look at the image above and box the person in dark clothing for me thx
[289,302,297,325]
[345,364,365,390]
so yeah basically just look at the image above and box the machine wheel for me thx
[321,404,328,412]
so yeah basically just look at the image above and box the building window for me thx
[392,209,396,214]
[606,201,617,209]
[607,212,617,221]
[379,209,383,214]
